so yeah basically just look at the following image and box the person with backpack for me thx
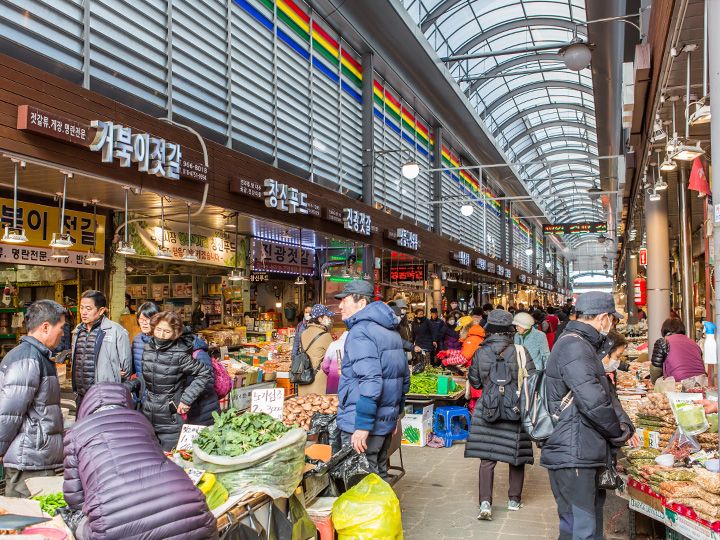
[298,304,334,396]
[541,292,634,540]
[465,310,536,521]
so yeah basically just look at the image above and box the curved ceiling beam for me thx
[466,53,565,96]
[506,120,597,150]
[493,102,595,136]
[483,81,593,115]
[514,138,598,161]
[520,147,599,165]
[533,178,598,197]
[544,199,600,214]
[419,0,465,32]
[449,17,586,59]
[524,162,600,180]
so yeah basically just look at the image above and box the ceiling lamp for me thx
[559,38,592,71]
[294,275,307,286]
[50,247,69,260]
[3,160,28,244]
[649,189,661,202]
[670,142,704,161]
[50,172,75,248]
[659,155,677,172]
[597,234,607,244]
[116,186,136,256]
[85,199,103,263]
[182,202,198,262]
[690,2,711,125]
[227,212,243,281]
[524,246,533,255]
[321,267,331,278]
[228,269,244,281]
[342,267,352,279]
[650,115,666,142]
[689,100,711,125]
[155,196,173,260]
[460,204,474,216]
[223,214,237,229]
[401,161,420,180]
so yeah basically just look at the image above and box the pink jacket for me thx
[321,331,347,394]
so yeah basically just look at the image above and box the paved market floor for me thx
[394,442,560,539]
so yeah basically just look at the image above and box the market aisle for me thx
[394,443,559,539]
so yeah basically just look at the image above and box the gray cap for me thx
[388,298,407,309]
[334,279,374,299]
[487,309,513,327]
[575,291,624,319]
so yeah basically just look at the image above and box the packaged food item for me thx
[695,472,720,495]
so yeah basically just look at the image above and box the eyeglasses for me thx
[154,328,174,337]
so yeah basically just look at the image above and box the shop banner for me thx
[252,239,314,275]
[131,220,240,267]
[0,197,105,269]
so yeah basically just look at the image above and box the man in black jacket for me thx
[541,292,634,540]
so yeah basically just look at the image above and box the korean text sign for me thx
[251,388,285,420]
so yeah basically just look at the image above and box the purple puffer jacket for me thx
[63,382,218,540]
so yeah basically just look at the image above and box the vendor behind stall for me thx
[0,300,66,497]
[650,318,706,384]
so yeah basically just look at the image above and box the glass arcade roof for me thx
[402,0,601,227]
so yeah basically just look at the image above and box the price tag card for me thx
[251,388,284,420]
[185,468,205,486]
[176,424,206,451]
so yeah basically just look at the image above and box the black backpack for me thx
[480,345,522,423]
[290,331,327,385]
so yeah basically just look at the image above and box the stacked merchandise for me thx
[660,472,720,523]
[634,393,676,448]
[282,394,339,431]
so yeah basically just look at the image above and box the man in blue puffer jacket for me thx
[335,280,410,480]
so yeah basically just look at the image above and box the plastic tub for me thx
[22,527,67,540]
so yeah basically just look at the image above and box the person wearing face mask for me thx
[292,303,314,358]
[541,292,634,540]
[443,314,462,350]
[649,318,706,383]
[512,311,550,372]
[298,304,335,396]
[412,308,437,364]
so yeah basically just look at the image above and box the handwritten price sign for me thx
[251,388,285,420]
[176,424,205,451]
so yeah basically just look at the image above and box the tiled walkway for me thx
[394,442,560,539]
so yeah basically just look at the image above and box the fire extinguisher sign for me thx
[638,247,647,266]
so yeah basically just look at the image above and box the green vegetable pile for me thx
[403,426,421,444]
[195,410,290,457]
[409,372,439,394]
[32,492,66,516]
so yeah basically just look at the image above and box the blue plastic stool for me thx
[433,405,471,447]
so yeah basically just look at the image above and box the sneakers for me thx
[507,500,523,511]
[477,501,492,521]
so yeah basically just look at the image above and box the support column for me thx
[645,188,671,348]
[678,165,695,330]
[626,248,638,324]
[708,0,720,451]
[361,53,375,207]
[432,266,442,311]
[432,125,442,234]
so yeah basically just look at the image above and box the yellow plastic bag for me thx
[332,474,403,540]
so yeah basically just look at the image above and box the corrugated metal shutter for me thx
[339,40,363,197]
[484,188,501,259]
[89,0,168,109]
[230,0,275,156]
[171,0,228,135]
[513,218,531,272]
[0,0,84,71]
[440,170,463,244]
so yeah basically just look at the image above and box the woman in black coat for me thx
[141,311,214,450]
[464,309,536,521]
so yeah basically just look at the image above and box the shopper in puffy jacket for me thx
[541,292,634,540]
[131,301,160,377]
[513,311,550,372]
[185,336,220,426]
[140,311,214,450]
[0,300,66,497]
[457,316,486,413]
[650,318,706,383]
[335,281,410,479]
[443,313,462,350]
[465,310,536,521]
[298,304,334,396]
[63,382,218,540]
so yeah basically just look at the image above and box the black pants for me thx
[478,459,525,505]
[548,468,606,540]
[340,431,392,481]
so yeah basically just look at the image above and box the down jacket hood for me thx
[77,382,132,420]
[345,301,397,330]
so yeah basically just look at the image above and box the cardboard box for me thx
[401,404,434,447]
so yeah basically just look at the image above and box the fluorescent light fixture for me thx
[49,232,74,248]
[659,156,677,172]
[2,226,28,244]
[116,241,136,256]
[689,102,711,125]
[401,161,420,180]
[155,247,173,259]
[85,251,103,263]
[460,204,474,216]
[670,142,705,161]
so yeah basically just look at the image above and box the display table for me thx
[618,477,720,540]
[213,492,275,531]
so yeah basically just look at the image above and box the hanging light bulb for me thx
[401,161,420,180]
[654,150,668,190]
[84,199,103,263]
[155,196,173,259]
[228,269,244,281]
[649,188,661,202]
[671,49,706,161]
[363,272,371,280]
[116,186,136,255]
[294,275,307,286]
[228,212,242,281]
[660,155,677,172]
[460,204,474,216]
[524,246,533,255]
[182,202,198,262]
[50,172,75,248]
[3,160,27,244]
[342,267,351,279]
[50,247,69,260]
[690,1,711,125]
[321,267,331,278]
